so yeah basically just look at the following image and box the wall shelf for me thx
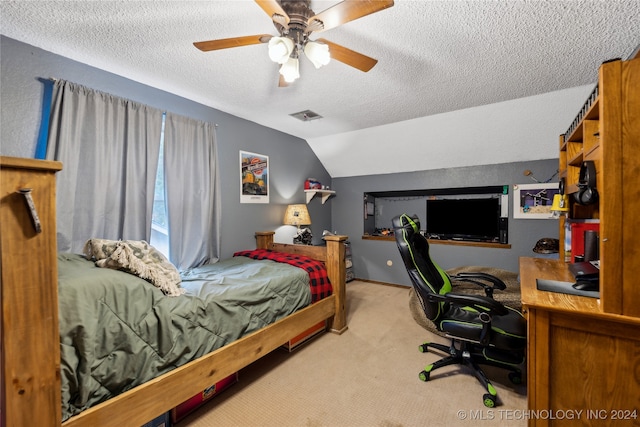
[361,234,511,249]
[305,189,335,204]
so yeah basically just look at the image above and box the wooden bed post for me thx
[255,231,275,249]
[324,235,348,334]
[1,157,63,427]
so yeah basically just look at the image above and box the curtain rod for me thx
[46,77,220,127]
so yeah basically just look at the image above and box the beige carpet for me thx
[179,280,527,427]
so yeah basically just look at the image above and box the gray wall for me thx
[0,36,333,257]
[1,35,561,282]
[332,159,560,286]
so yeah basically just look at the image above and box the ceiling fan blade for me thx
[308,0,394,33]
[317,38,378,72]
[255,0,290,27]
[194,34,272,52]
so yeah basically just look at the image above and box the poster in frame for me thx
[513,182,560,219]
[240,151,269,204]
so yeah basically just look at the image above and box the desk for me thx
[519,257,640,427]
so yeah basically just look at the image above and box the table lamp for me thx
[550,194,569,218]
[283,204,312,244]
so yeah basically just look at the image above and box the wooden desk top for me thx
[519,257,640,326]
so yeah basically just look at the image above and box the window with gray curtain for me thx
[45,79,220,268]
[164,112,220,269]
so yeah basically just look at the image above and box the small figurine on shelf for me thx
[374,228,394,236]
[293,227,313,245]
[304,178,322,190]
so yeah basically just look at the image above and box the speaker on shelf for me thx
[499,217,508,244]
[584,230,599,262]
[500,194,509,217]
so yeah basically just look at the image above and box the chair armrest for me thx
[450,277,495,298]
[452,272,507,290]
[450,272,507,298]
[430,291,509,316]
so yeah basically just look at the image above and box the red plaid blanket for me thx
[233,249,332,303]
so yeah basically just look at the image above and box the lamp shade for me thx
[268,36,294,64]
[551,194,569,212]
[304,40,330,69]
[550,194,569,218]
[279,56,300,82]
[284,204,311,226]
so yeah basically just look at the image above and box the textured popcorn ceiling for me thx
[1,1,639,175]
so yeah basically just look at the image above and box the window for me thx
[150,114,169,257]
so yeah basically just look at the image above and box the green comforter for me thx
[58,253,311,421]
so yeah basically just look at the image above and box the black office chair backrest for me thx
[392,213,453,323]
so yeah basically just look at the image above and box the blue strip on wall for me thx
[35,78,54,159]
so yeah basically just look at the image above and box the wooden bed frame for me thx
[66,232,348,427]
[1,155,348,427]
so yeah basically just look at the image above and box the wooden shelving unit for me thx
[520,55,640,426]
[556,57,640,315]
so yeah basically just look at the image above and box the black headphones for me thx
[574,161,598,205]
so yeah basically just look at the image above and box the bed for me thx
[56,236,337,421]
[0,157,348,427]
[61,232,347,427]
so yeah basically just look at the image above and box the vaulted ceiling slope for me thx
[1,1,639,177]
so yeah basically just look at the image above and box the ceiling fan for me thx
[193,0,394,85]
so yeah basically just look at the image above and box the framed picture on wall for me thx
[240,151,269,204]
[513,182,559,219]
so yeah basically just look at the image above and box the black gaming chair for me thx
[391,213,526,407]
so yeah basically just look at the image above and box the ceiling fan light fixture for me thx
[280,56,300,82]
[194,0,395,85]
[268,36,294,64]
[304,40,330,69]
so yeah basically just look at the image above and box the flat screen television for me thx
[426,197,501,242]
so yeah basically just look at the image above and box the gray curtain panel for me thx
[164,112,220,269]
[46,80,164,253]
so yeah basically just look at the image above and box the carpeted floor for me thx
[179,280,527,427]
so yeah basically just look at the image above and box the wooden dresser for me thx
[1,156,63,427]
[519,56,640,426]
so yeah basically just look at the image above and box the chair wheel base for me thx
[416,338,525,408]
[483,393,496,408]
[508,371,522,385]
